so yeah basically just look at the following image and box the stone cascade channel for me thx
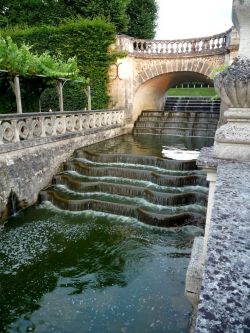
[39,149,208,228]
[133,96,220,138]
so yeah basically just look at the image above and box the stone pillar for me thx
[226,27,239,65]
[232,0,250,57]
[108,35,135,127]
[214,0,250,161]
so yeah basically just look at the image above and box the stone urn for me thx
[213,0,250,161]
[214,58,250,160]
[214,57,250,108]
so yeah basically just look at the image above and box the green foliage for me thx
[0,0,130,33]
[2,18,117,111]
[0,0,158,38]
[63,0,131,33]
[0,36,82,80]
[126,0,158,39]
[210,65,229,79]
[0,1,72,27]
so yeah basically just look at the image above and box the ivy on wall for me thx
[1,18,119,112]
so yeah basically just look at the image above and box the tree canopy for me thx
[126,0,158,39]
[0,0,158,39]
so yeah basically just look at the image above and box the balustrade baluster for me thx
[175,42,178,53]
[150,42,154,53]
[180,41,184,53]
[200,40,204,51]
[12,120,20,142]
[215,38,219,49]
[216,37,221,48]
[165,42,168,54]
[191,40,196,53]
[169,42,174,54]
[210,38,215,49]
[51,116,57,136]
[204,39,209,50]
[159,42,162,53]
[222,34,226,47]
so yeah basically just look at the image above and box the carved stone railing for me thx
[0,109,124,145]
[118,30,231,57]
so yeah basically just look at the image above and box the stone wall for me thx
[0,126,130,223]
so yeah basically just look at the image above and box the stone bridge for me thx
[108,28,239,123]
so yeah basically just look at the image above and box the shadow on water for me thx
[0,134,208,333]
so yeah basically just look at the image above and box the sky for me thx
[155,0,233,40]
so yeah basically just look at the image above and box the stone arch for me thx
[131,59,218,122]
[134,59,216,91]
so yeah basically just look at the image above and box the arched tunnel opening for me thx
[132,71,214,122]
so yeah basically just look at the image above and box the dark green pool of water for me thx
[87,134,213,156]
[0,134,209,333]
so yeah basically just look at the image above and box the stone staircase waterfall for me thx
[39,149,208,228]
[133,96,220,138]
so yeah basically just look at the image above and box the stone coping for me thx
[129,49,228,59]
[195,157,250,332]
[196,147,220,169]
[0,124,123,154]
[0,109,122,120]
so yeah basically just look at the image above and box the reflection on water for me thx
[0,134,208,333]
[87,134,213,157]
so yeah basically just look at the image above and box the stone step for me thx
[75,150,198,171]
[139,115,219,122]
[165,102,220,106]
[133,127,216,138]
[63,161,207,187]
[165,97,220,102]
[141,110,220,116]
[134,122,218,130]
[53,175,208,206]
[40,190,205,228]
[164,96,221,112]
[165,107,220,112]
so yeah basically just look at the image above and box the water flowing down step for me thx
[133,96,220,138]
[40,150,208,228]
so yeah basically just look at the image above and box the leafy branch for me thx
[0,36,85,82]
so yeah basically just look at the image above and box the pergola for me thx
[0,70,91,113]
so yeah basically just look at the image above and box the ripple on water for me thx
[0,201,203,275]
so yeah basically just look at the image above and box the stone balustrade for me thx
[0,109,124,145]
[118,30,231,57]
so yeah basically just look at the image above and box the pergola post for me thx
[84,85,91,110]
[56,80,64,112]
[14,75,22,114]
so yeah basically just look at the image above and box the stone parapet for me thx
[117,30,231,57]
[0,109,125,148]
[194,156,250,332]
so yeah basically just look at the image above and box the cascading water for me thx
[134,96,220,138]
[0,134,212,333]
